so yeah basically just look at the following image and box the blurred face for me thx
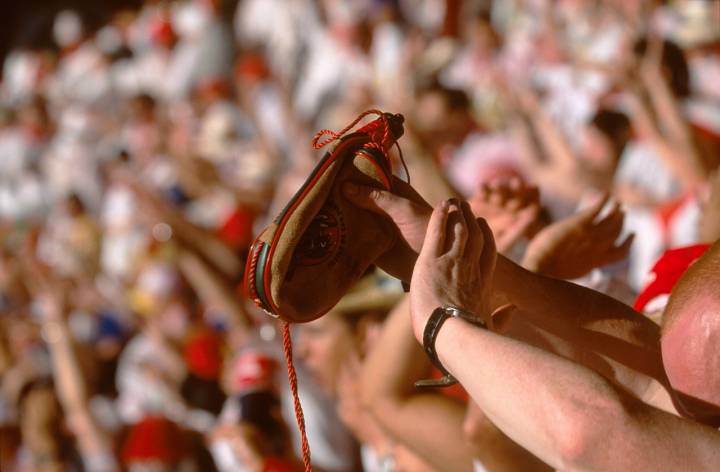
[414,92,470,152]
[295,312,357,397]
[155,299,192,341]
[579,126,615,173]
[661,299,720,427]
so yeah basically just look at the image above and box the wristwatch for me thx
[415,305,486,388]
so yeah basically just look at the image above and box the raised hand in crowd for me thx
[522,195,634,279]
[468,176,540,253]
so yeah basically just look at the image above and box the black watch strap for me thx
[415,306,486,389]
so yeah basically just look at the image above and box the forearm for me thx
[493,256,666,390]
[530,105,578,171]
[132,179,242,277]
[627,94,704,189]
[361,296,474,472]
[45,322,111,456]
[436,316,619,468]
[177,248,252,332]
[45,322,87,413]
[165,210,242,278]
[644,72,701,163]
[435,317,720,470]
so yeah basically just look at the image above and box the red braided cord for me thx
[311,109,410,185]
[311,109,384,149]
[282,322,312,471]
[245,242,262,304]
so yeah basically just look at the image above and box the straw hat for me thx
[333,270,404,315]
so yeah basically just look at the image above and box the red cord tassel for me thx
[281,322,312,471]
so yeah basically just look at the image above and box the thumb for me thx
[343,182,400,216]
[577,193,610,223]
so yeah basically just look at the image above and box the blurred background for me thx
[0,0,719,471]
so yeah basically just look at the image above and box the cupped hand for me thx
[522,195,634,279]
[409,200,497,342]
[469,176,541,253]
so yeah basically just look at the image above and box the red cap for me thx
[232,351,278,394]
[217,207,255,250]
[234,53,270,82]
[121,416,186,465]
[184,330,223,380]
[150,19,175,47]
[634,244,711,312]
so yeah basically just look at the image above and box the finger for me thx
[594,204,624,240]
[446,201,468,257]
[460,200,481,257]
[495,205,539,253]
[343,182,398,215]
[604,233,635,264]
[420,200,449,257]
[579,193,610,224]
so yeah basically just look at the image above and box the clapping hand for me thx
[409,200,497,341]
[522,196,633,279]
[469,176,540,253]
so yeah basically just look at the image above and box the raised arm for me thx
[410,200,720,470]
[435,315,720,471]
[344,183,666,396]
[23,264,118,471]
[176,247,253,335]
[361,295,474,472]
[124,173,243,278]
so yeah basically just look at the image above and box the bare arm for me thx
[176,247,252,333]
[361,296,474,472]
[625,90,705,191]
[492,255,666,396]
[411,204,720,470]
[345,182,665,396]
[125,175,243,278]
[436,317,720,471]
[40,299,117,469]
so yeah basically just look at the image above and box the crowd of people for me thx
[0,0,719,470]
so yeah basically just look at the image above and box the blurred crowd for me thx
[0,0,719,471]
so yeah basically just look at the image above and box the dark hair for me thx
[131,93,156,110]
[236,390,290,456]
[634,39,690,98]
[181,374,226,415]
[591,109,631,158]
[418,81,472,113]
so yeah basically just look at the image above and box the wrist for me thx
[415,305,485,388]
